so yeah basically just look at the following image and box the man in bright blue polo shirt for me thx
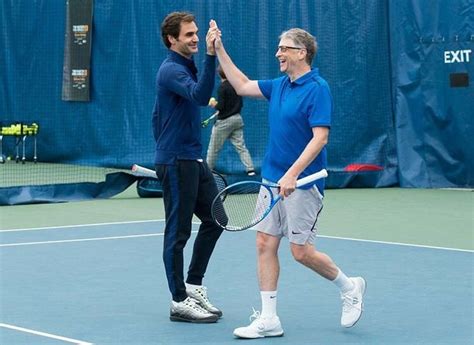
[213,27,366,338]
[152,12,223,323]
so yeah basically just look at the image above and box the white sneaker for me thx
[341,277,366,328]
[233,309,284,339]
[186,285,223,317]
[170,297,218,323]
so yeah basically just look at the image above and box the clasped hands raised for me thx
[206,19,223,55]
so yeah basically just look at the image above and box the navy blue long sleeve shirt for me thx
[152,51,216,164]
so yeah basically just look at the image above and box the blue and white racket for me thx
[211,169,328,231]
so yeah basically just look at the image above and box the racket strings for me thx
[212,172,227,195]
[213,183,273,231]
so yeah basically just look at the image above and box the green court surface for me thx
[1,186,472,250]
[0,161,123,188]
[0,161,136,193]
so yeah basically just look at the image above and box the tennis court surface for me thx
[1,187,473,345]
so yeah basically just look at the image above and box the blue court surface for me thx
[1,220,472,344]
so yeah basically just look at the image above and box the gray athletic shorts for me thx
[253,181,324,245]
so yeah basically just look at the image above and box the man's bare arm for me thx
[278,127,329,198]
[211,20,264,98]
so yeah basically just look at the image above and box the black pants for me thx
[156,160,224,302]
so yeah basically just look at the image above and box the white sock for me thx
[260,291,277,318]
[185,283,201,290]
[332,269,354,293]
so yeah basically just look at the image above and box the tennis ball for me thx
[6,156,11,161]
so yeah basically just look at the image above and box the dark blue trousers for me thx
[156,160,224,302]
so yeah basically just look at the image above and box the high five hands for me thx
[206,19,222,55]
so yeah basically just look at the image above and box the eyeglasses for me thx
[277,45,305,53]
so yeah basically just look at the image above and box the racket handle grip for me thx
[132,164,157,178]
[295,169,328,187]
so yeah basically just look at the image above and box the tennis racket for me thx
[131,164,228,198]
[201,111,219,128]
[211,169,328,231]
[131,164,157,179]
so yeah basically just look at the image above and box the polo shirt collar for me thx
[290,68,319,85]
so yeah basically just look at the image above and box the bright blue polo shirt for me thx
[258,68,332,194]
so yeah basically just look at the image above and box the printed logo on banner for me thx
[71,69,88,89]
[73,24,89,45]
[62,0,92,102]
[444,49,472,63]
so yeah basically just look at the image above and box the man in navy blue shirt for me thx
[152,12,223,323]
[213,27,366,337]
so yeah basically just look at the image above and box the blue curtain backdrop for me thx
[1,0,473,199]
[389,0,474,187]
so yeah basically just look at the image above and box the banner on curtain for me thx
[62,0,93,101]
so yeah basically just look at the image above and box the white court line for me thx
[0,219,165,233]
[0,233,170,248]
[0,220,471,253]
[317,235,474,253]
[0,323,93,345]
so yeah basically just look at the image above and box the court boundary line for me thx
[0,220,472,253]
[316,234,474,253]
[0,219,165,233]
[0,323,93,345]
[0,233,165,248]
